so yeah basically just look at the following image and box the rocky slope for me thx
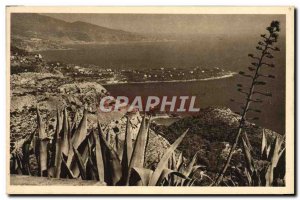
[10,67,173,169]
[151,107,281,173]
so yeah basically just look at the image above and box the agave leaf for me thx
[78,134,90,161]
[271,136,285,165]
[251,170,262,186]
[36,106,47,139]
[54,138,62,178]
[130,167,153,186]
[68,114,72,146]
[168,156,172,170]
[10,153,17,174]
[33,137,41,175]
[242,131,253,152]
[67,110,88,167]
[265,165,272,186]
[82,145,90,164]
[148,129,188,186]
[36,106,50,176]
[267,136,278,161]
[88,130,95,149]
[60,155,74,179]
[126,115,150,185]
[157,168,190,186]
[173,152,185,185]
[32,134,38,169]
[182,177,197,186]
[167,154,176,170]
[266,135,284,185]
[120,116,133,184]
[87,135,93,157]
[261,146,269,160]
[15,153,24,175]
[129,115,150,169]
[92,130,105,182]
[268,136,284,163]
[242,137,255,173]
[55,109,71,178]
[176,153,183,170]
[99,130,122,185]
[245,168,252,185]
[73,146,86,180]
[261,129,267,157]
[171,153,177,170]
[52,111,63,178]
[70,136,90,178]
[167,158,175,185]
[70,141,89,178]
[186,178,197,186]
[181,163,204,186]
[115,134,123,160]
[39,139,49,177]
[189,165,206,178]
[61,108,69,156]
[49,110,61,168]
[183,151,199,177]
[85,157,97,180]
[273,148,286,181]
[21,128,36,175]
[98,123,111,184]
[70,110,78,138]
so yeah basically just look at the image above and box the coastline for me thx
[102,72,237,86]
[34,39,177,52]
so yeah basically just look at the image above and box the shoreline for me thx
[33,39,177,52]
[102,72,237,86]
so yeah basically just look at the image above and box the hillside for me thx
[151,107,280,174]
[11,13,146,51]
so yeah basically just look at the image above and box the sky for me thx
[44,13,286,36]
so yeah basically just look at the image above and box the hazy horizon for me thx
[43,13,286,36]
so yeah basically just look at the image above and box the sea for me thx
[39,38,286,134]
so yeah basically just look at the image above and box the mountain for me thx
[11,13,147,51]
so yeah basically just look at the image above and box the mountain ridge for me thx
[11,13,147,51]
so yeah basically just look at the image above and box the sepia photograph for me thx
[6,6,294,195]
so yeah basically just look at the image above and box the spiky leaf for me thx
[129,115,150,168]
[148,129,188,186]
[67,110,88,167]
[73,146,86,180]
[92,130,105,182]
[130,167,153,186]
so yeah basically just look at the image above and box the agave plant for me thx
[241,130,285,186]
[129,130,190,186]
[162,151,209,186]
[10,107,202,186]
[10,128,36,175]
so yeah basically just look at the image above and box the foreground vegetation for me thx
[10,108,206,186]
[10,106,285,187]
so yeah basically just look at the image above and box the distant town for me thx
[10,47,236,85]
[69,64,236,84]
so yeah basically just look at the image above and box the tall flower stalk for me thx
[213,21,281,186]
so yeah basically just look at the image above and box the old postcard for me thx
[6,6,294,195]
